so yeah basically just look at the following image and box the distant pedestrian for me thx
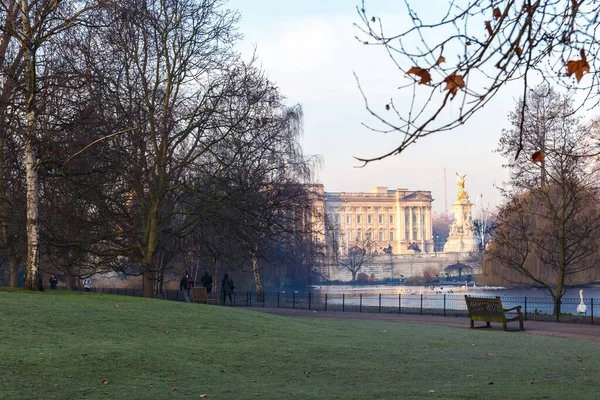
[180,271,193,302]
[49,275,58,290]
[221,273,235,305]
[200,271,213,294]
[83,278,92,292]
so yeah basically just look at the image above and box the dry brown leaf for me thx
[532,151,544,163]
[385,104,390,111]
[102,380,108,385]
[437,56,446,65]
[466,41,472,45]
[406,66,432,84]
[566,50,590,83]
[443,74,465,95]
[371,16,376,22]
[485,21,493,36]
[493,7,502,20]
[200,395,208,398]
[172,387,177,391]
[115,304,119,308]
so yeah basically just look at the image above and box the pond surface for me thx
[310,284,600,299]
[307,284,600,316]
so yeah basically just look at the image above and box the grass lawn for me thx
[1,289,599,399]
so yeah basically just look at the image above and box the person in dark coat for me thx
[49,275,58,290]
[200,271,213,294]
[179,271,193,302]
[221,273,235,305]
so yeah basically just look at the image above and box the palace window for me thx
[378,215,383,224]
[389,231,394,241]
[389,215,394,224]
[367,215,372,224]
[379,231,384,241]
[357,231,362,240]
[346,215,351,224]
[366,232,372,241]
[357,215,362,224]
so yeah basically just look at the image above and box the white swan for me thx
[577,289,587,315]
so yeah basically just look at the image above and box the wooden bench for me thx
[191,287,220,305]
[464,296,524,331]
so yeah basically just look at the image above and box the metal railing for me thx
[81,286,599,325]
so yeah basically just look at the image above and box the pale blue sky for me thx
[228,0,516,216]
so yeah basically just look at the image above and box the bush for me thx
[356,272,370,282]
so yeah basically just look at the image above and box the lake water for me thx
[307,284,600,316]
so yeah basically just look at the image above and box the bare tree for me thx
[1,0,103,290]
[339,239,375,282]
[484,88,600,315]
[354,0,600,163]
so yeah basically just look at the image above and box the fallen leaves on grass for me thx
[102,380,108,385]
[200,395,208,398]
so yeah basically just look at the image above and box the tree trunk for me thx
[351,270,357,282]
[211,256,219,294]
[66,274,76,291]
[142,268,155,298]
[9,255,18,287]
[251,250,263,302]
[24,130,42,290]
[553,295,562,319]
[20,0,42,291]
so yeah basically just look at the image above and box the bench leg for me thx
[502,322,507,331]
[486,321,491,328]
[519,318,524,331]
[470,319,474,328]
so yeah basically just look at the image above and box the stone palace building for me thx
[312,185,434,255]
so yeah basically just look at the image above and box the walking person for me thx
[49,275,58,290]
[200,271,213,294]
[83,278,92,292]
[221,273,235,305]
[180,271,193,302]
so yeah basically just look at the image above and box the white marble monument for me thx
[443,173,481,253]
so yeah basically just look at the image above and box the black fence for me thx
[83,287,598,324]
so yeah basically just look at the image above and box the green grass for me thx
[1,289,599,399]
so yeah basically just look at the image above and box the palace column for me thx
[425,206,431,240]
[416,206,422,241]
[397,204,403,254]
[409,206,414,241]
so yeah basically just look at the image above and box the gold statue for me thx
[456,173,469,202]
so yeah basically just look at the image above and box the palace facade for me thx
[313,185,434,255]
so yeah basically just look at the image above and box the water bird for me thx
[577,289,587,315]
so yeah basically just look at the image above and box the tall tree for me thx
[354,0,600,163]
[2,0,101,290]
[0,0,26,287]
[86,0,283,297]
[484,87,600,315]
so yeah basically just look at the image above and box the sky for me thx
[227,0,516,217]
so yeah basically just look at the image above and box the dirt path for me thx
[248,307,600,342]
